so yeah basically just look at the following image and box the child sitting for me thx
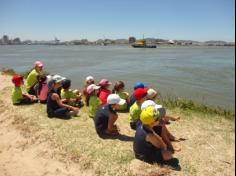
[36,75,48,104]
[60,79,84,108]
[25,61,43,95]
[98,79,112,105]
[112,81,129,112]
[83,76,95,100]
[129,82,147,108]
[11,75,38,105]
[129,88,148,130]
[147,88,180,122]
[94,94,126,137]
[86,84,101,118]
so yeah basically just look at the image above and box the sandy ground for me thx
[0,74,92,176]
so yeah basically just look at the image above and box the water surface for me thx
[0,45,234,110]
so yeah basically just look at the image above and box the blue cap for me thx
[134,82,146,90]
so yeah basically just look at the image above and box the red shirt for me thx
[99,89,111,105]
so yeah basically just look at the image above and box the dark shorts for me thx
[135,150,163,164]
[48,108,71,119]
[14,97,36,105]
[28,86,36,96]
[130,121,141,130]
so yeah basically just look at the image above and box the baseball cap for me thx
[107,94,126,105]
[147,88,158,99]
[61,79,71,89]
[140,106,166,125]
[141,100,165,118]
[52,75,66,83]
[140,106,159,125]
[87,84,101,94]
[86,76,94,82]
[141,100,162,110]
[134,88,148,101]
[134,82,147,90]
[34,61,43,67]
[12,75,24,86]
[99,79,112,87]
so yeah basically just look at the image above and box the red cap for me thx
[12,75,23,86]
[134,88,148,101]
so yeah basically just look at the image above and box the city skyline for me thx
[0,0,235,42]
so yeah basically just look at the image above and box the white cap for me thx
[147,88,158,99]
[46,75,53,84]
[52,74,66,83]
[86,76,94,82]
[87,84,101,94]
[141,100,163,111]
[107,94,126,105]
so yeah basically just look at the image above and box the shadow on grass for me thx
[99,133,134,142]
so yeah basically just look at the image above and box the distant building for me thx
[129,37,136,43]
[13,38,21,44]
[2,35,9,44]
[168,40,175,44]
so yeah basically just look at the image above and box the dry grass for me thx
[0,85,235,176]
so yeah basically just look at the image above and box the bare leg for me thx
[106,113,118,134]
[161,125,181,152]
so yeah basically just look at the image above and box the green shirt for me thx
[25,69,39,92]
[88,95,101,118]
[116,91,129,111]
[61,89,77,106]
[129,102,142,123]
[11,87,23,104]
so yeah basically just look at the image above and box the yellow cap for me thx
[140,106,159,125]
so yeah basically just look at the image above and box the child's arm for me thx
[165,115,180,121]
[22,93,37,100]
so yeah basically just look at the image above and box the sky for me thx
[0,0,235,42]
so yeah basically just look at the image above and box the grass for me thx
[0,84,235,176]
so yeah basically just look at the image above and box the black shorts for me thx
[48,108,71,119]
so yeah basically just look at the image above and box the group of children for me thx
[11,61,182,169]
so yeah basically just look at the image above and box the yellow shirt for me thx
[11,86,23,104]
[25,69,39,92]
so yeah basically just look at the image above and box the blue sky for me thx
[0,0,235,42]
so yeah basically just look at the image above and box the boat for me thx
[131,39,156,48]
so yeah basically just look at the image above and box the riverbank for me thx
[0,73,235,176]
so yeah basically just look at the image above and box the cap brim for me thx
[157,107,166,118]
[118,98,126,105]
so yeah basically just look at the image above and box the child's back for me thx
[88,95,101,118]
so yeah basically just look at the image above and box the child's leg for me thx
[162,125,181,152]
[107,113,118,132]
[17,96,35,105]
[53,108,71,119]
[166,115,180,121]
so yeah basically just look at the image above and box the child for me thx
[86,84,101,118]
[94,94,126,137]
[60,79,84,108]
[133,106,180,170]
[47,78,79,119]
[112,81,129,112]
[25,61,43,95]
[129,82,147,107]
[141,101,181,149]
[83,76,95,100]
[147,88,180,122]
[129,88,148,130]
[36,75,48,104]
[11,75,37,105]
[98,79,112,105]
